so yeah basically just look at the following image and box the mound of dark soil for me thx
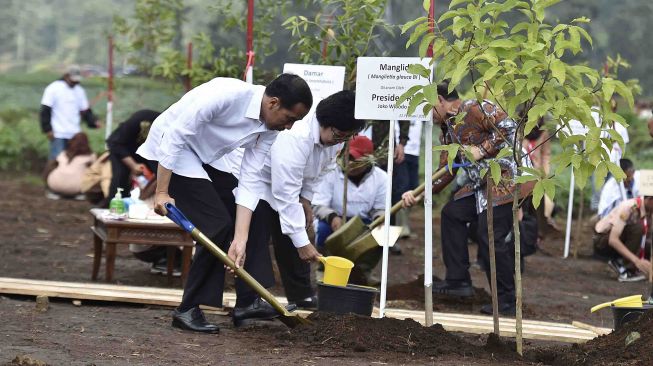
[529,310,653,365]
[284,312,520,361]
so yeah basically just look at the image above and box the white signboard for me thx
[638,170,653,196]
[355,57,431,121]
[283,63,346,104]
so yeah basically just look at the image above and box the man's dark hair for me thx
[437,81,459,101]
[316,90,365,132]
[620,158,634,172]
[265,73,313,110]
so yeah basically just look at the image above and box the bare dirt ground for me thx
[1,173,651,365]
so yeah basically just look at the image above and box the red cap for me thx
[349,135,374,160]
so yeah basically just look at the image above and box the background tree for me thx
[283,0,394,89]
[114,0,296,86]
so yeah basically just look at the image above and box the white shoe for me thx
[618,271,646,282]
[45,191,61,200]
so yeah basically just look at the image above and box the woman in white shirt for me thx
[217,91,365,310]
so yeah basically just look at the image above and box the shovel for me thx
[325,164,466,265]
[164,203,310,328]
[590,295,645,313]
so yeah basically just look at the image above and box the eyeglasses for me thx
[330,127,357,143]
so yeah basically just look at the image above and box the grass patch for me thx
[0,72,180,172]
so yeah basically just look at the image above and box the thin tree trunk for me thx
[342,141,350,221]
[486,175,499,335]
[513,187,523,355]
[573,187,585,259]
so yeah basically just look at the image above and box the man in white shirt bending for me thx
[137,74,312,333]
[40,65,101,161]
[313,135,387,284]
[216,91,364,311]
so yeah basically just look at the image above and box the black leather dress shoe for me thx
[172,307,220,333]
[432,280,474,298]
[232,297,288,327]
[480,303,516,317]
[288,295,318,310]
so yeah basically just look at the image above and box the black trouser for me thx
[265,208,315,302]
[173,166,274,311]
[441,195,515,305]
[133,246,181,265]
[108,153,158,200]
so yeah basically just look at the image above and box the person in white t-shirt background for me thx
[40,65,102,162]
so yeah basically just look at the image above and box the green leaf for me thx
[407,92,425,116]
[602,79,615,102]
[550,59,566,84]
[613,80,635,109]
[594,161,608,184]
[574,26,593,47]
[542,179,556,202]
[488,39,516,48]
[571,17,591,24]
[449,0,468,9]
[532,180,544,209]
[402,17,427,34]
[606,161,626,180]
[482,65,501,81]
[397,85,423,106]
[423,0,431,12]
[418,34,437,57]
[516,174,538,184]
[422,83,439,106]
[490,161,502,185]
[408,63,431,79]
[438,10,460,23]
[496,146,512,159]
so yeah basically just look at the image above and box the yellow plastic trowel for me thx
[591,295,645,313]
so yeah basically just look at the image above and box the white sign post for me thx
[355,57,431,318]
[424,115,434,326]
[283,63,346,107]
[561,119,591,258]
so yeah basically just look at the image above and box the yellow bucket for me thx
[319,256,354,287]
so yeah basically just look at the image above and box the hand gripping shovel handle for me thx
[164,203,308,327]
[367,162,469,230]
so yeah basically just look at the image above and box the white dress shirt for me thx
[217,113,342,247]
[137,77,276,211]
[313,166,387,221]
[41,80,90,139]
[265,114,342,247]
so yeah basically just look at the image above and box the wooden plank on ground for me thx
[0,277,607,343]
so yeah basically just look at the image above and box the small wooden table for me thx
[90,209,193,285]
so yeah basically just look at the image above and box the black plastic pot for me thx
[317,282,379,316]
[611,305,653,330]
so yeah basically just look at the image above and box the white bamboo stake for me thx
[424,118,434,326]
[379,121,396,318]
[563,168,575,258]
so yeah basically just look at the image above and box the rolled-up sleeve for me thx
[236,132,276,211]
[270,133,312,248]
